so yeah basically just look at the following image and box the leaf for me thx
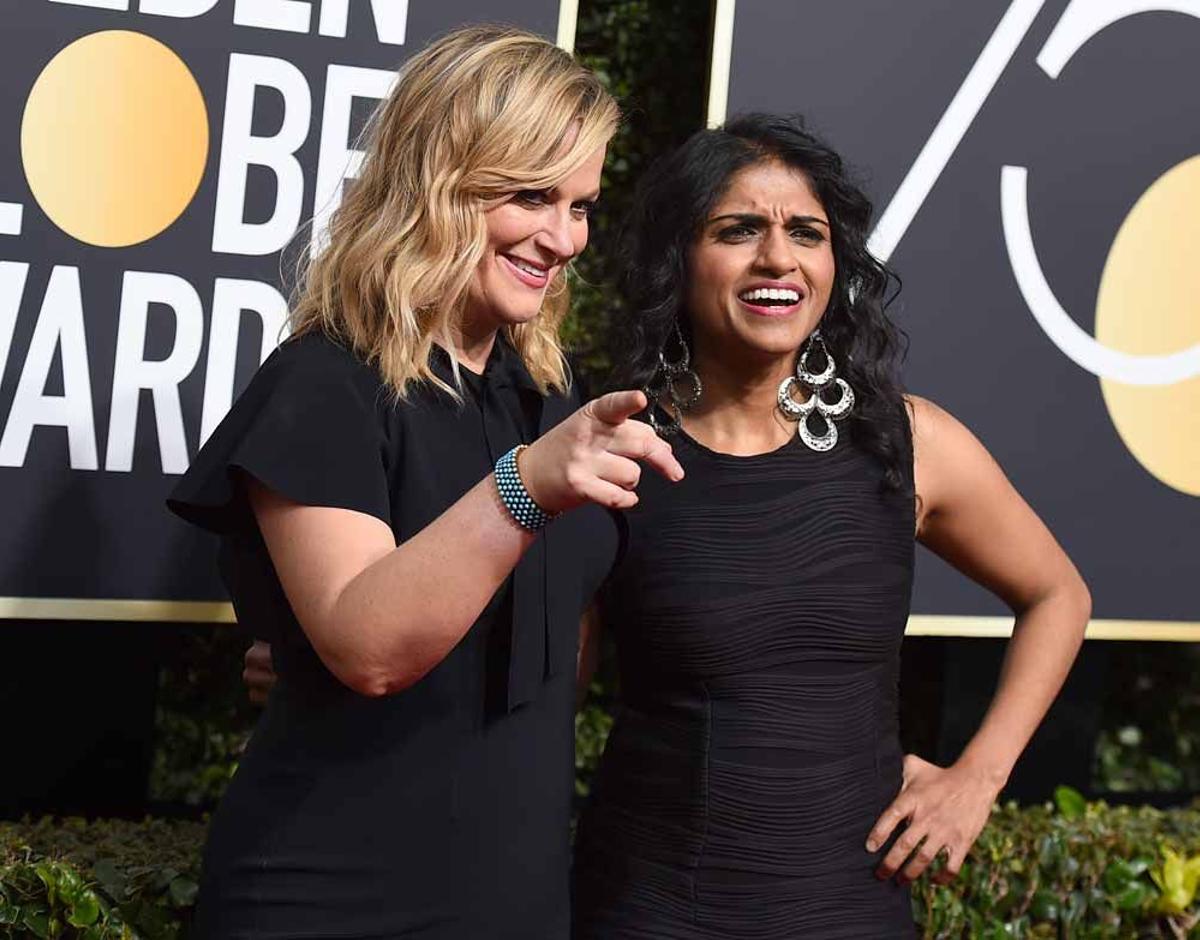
[1114,879,1151,911]
[65,892,100,927]
[91,859,127,899]
[1054,786,1086,820]
[1061,890,1086,925]
[1102,858,1139,891]
[167,876,198,908]
[21,906,50,938]
[1030,887,1060,921]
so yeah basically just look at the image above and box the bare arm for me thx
[249,390,682,698]
[870,395,1090,882]
[249,473,533,697]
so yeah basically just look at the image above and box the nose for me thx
[755,227,798,277]
[535,205,577,261]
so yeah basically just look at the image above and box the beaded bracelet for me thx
[494,445,557,531]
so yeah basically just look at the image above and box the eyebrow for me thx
[536,186,601,203]
[707,212,829,228]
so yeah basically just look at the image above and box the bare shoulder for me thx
[903,394,981,466]
[903,394,1012,534]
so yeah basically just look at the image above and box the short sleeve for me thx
[168,332,392,534]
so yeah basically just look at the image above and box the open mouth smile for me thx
[501,253,551,289]
[737,283,804,317]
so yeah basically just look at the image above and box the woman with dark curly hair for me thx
[570,114,1091,937]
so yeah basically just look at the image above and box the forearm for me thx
[955,578,1090,786]
[268,389,681,698]
[324,474,534,695]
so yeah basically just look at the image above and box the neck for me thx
[451,317,500,374]
[685,340,798,455]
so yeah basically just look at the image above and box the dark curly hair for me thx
[608,112,912,491]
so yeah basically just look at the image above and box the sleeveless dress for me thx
[573,425,917,939]
[168,332,617,939]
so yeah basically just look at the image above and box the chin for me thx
[495,304,545,327]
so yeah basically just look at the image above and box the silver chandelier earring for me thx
[644,320,702,436]
[776,330,855,452]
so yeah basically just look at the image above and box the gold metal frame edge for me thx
[0,600,1196,640]
[0,597,237,623]
[905,615,1200,642]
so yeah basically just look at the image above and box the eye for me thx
[513,189,549,207]
[570,200,597,219]
[717,223,756,242]
[790,225,826,243]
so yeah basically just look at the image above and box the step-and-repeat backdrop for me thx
[0,0,572,617]
[712,0,1198,637]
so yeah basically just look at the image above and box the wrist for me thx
[495,445,558,530]
[953,749,1011,795]
[515,441,562,515]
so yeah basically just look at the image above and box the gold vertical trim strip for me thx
[557,0,580,52]
[706,0,736,127]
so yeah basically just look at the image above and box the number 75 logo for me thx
[869,0,1200,495]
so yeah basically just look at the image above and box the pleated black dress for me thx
[168,331,617,939]
[573,425,917,939]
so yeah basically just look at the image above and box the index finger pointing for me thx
[640,436,685,482]
[588,389,648,426]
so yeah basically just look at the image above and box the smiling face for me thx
[462,144,606,336]
[685,159,836,369]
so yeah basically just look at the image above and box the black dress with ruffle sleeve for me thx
[169,330,616,939]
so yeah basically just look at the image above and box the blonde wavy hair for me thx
[289,24,619,398]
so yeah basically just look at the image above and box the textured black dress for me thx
[573,426,917,939]
[168,332,617,939]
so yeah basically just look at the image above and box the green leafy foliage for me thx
[5,801,1199,938]
[149,626,255,809]
[574,682,615,800]
[564,0,711,384]
[1093,645,1200,794]
[0,817,204,939]
[915,798,1200,938]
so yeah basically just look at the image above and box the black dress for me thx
[573,427,917,939]
[168,331,617,939]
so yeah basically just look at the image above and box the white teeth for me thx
[508,256,546,278]
[739,287,800,303]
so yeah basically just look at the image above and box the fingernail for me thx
[865,840,877,852]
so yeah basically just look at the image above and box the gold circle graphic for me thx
[1096,155,1200,496]
[21,30,209,248]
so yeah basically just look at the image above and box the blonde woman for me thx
[169,26,679,938]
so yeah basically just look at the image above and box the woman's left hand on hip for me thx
[865,753,1002,885]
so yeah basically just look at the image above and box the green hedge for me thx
[0,817,202,939]
[4,793,1198,938]
[917,790,1200,938]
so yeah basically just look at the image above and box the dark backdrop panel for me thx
[721,0,1199,625]
[0,0,567,605]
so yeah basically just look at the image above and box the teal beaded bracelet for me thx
[495,445,556,531]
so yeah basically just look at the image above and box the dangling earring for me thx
[776,330,855,451]
[644,320,702,436]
